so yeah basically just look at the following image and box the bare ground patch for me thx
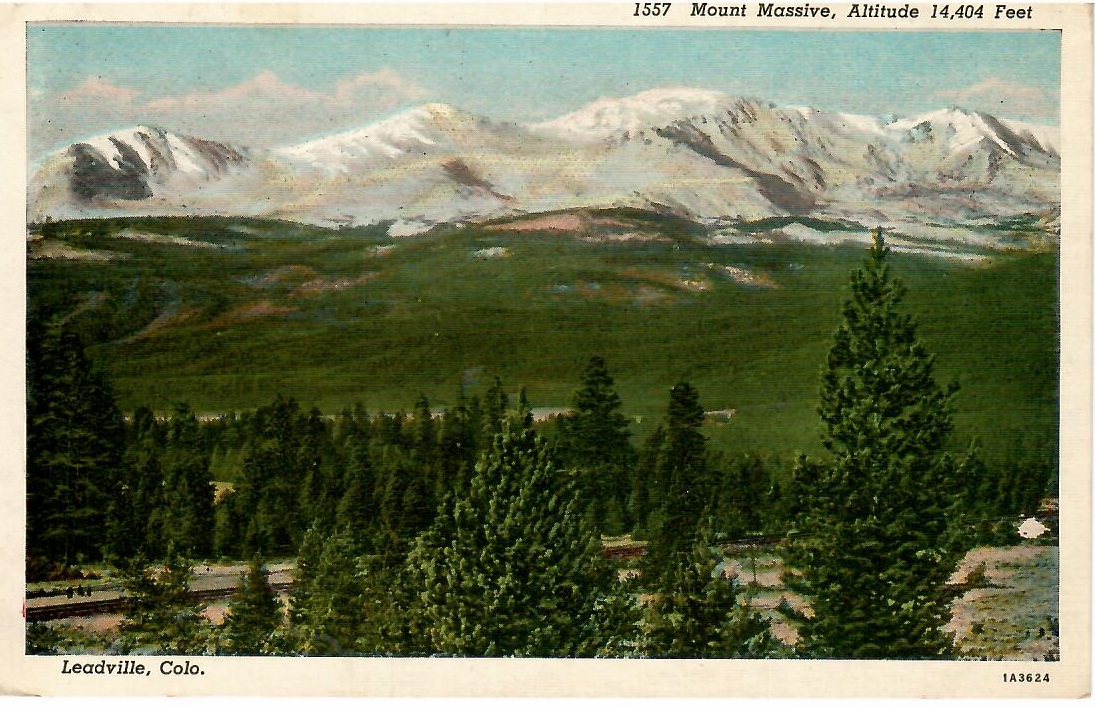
[946,544,1058,660]
[484,212,586,233]
[706,263,779,288]
[30,240,125,262]
[50,613,125,636]
[618,268,707,294]
[205,301,297,327]
[582,231,669,244]
[294,272,379,295]
[484,211,666,241]
[114,229,225,250]
[250,264,319,287]
[124,307,201,342]
[716,544,1058,658]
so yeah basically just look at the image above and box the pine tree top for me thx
[786,231,972,659]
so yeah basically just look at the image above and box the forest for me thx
[26,233,1058,658]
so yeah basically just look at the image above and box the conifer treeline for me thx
[26,327,792,656]
[28,329,1049,577]
[27,337,801,571]
[88,416,784,658]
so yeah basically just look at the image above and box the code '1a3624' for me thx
[1004,673,1050,683]
[634,2,672,15]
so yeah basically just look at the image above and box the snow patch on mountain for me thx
[80,127,159,173]
[789,106,886,136]
[888,108,1018,156]
[277,104,456,170]
[388,220,435,238]
[530,87,741,141]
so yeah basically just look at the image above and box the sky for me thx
[27,25,1061,160]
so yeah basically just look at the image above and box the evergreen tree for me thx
[715,453,771,538]
[213,493,241,559]
[222,556,285,655]
[290,524,369,655]
[27,323,125,566]
[644,382,710,582]
[127,405,165,448]
[437,392,477,498]
[234,395,317,556]
[108,446,165,560]
[629,424,665,532]
[481,377,509,442]
[377,411,408,449]
[399,475,432,537]
[465,394,485,453]
[163,463,215,559]
[157,404,216,558]
[642,532,782,658]
[348,554,422,656]
[516,386,534,430]
[296,406,333,527]
[412,395,438,463]
[335,442,374,543]
[334,404,370,450]
[784,231,970,658]
[411,394,441,513]
[288,521,323,621]
[556,356,636,534]
[372,446,429,542]
[117,554,211,654]
[557,356,633,468]
[405,421,636,656]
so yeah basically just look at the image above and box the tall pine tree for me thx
[290,524,369,655]
[405,421,637,656]
[642,531,782,658]
[556,356,636,534]
[784,231,970,658]
[27,323,125,567]
[117,554,211,654]
[643,382,710,584]
[222,556,285,655]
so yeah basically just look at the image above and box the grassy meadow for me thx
[28,214,1058,471]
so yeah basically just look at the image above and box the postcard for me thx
[1,1,1090,697]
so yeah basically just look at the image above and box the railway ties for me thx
[25,582,292,622]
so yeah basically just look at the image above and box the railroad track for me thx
[25,582,293,622]
[26,535,791,622]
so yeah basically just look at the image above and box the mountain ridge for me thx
[28,88,1060,240]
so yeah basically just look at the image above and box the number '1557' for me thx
[634,3,672,16]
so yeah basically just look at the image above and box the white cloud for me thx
[65,76,143,105]
[29,70,429,158]
[935,77,1058,123]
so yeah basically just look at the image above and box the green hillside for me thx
[27,214,1058,466]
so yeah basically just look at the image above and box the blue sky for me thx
[28,25,1061,158]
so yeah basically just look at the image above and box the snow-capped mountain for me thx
[28,88,1060,235]
[29,125,260,221]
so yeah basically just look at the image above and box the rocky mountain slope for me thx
[28,88,1060,237]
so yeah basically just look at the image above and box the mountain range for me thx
[28,87,1060,238]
